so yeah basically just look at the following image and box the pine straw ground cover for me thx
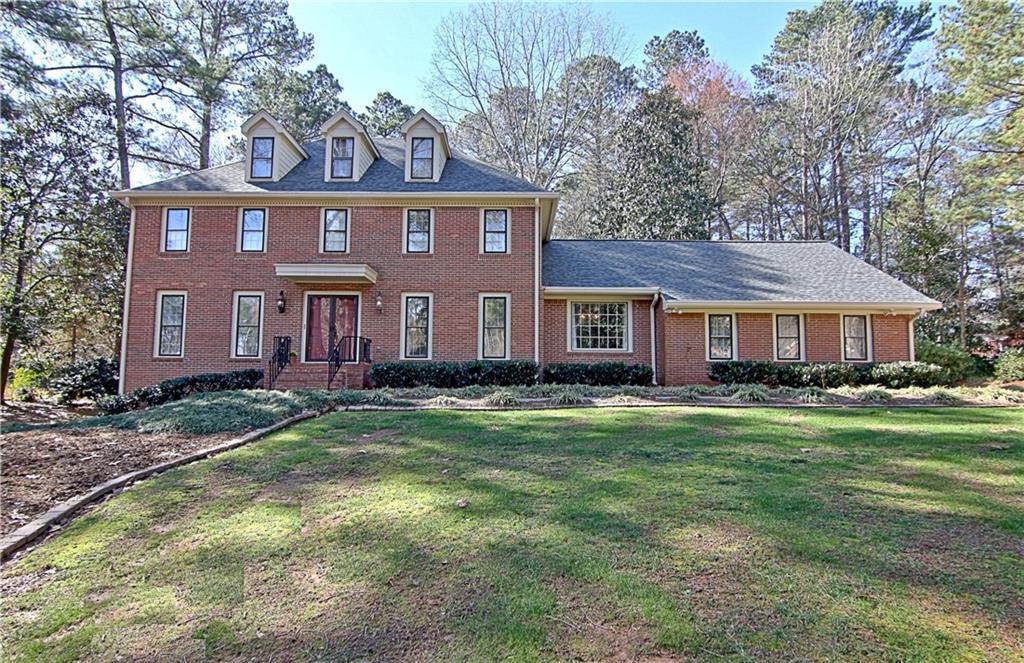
[2,407,1022,662]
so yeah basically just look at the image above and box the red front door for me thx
[305,294,359,361]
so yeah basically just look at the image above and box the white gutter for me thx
[543,287,662,297]
[117,202,136,395]
[533,198,540,364]
[109,189,561,201]
[662,300,942,312]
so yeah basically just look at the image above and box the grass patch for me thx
[3,407,1021,661]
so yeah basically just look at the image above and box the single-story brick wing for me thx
[111,108,940,391]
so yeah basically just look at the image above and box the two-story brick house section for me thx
[112,108,940,392]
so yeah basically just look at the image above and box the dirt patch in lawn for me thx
[0,426,233,536]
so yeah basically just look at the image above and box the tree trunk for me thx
[101,0,131,189]
[199,99,213,169]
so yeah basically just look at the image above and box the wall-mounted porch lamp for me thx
[375,291,384,314]
[276,290,287,313]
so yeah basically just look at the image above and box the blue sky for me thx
[289,1,811,114]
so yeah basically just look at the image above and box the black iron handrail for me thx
[267,336,291,388]
[327,336,372,388]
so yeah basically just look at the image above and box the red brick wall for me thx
[662,313,712,385]
[737,313,772,360]
[872,314,913,362]
[123,204,538,390]
[541,298,653,368]
[806,313,842,362]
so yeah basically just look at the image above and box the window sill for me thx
[568,349,633,355]
[152,356,185,361]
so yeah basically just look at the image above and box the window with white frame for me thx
[571,302,628,351]
[480,295,509,359]
[156,292,186,357]
[405,209,431,253]
[250,137,274,178]
[163,208,190,252]
[843,315,869,360]
[775,314,802,360]
[239,209,265,252]
[402,294,431,359]
[482,209,508,253]
[707,314,734,360]
[232,293,263,358]
[322,209,349,252]
[331,137,354,178]
[411,137,433,179]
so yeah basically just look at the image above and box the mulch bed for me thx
[0,427,233,536]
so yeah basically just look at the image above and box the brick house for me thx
[112,108,940,392]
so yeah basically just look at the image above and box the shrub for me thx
[368,360,538,389]
[542,362,653,386]
[482,389,519,407]
[855,387,892,402]
[97,368,263,414]
[925,387,960,403]
[797,387,830,403]
[550,385,590,405]
[707,360,782,386]
[731,384,769,402]
[995,348,1024,382]
[426,395,461,408]
[914,340,975,383]
[47,357,119,403]
[867,362,947,389]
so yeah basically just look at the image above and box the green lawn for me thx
[3,407,1022,661]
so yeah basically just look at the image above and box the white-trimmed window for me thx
[250,136,274,178]
[482,209,509,253]
[162,208,190,252]
[238,208,266,252]
[232,292,263,358]
[401,293,433,359]
[411,137,433,179]
[331,137,354,179]
[321,208,349,252]
[155,291,186,357]
[774,314,803,361]
[707,313,735,361]
[404,209,433,253]
[843,315,870,361]
[479,294,510,359]
[570,301,630,351]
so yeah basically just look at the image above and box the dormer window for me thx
[331,137,354,179]
[411,137,433,179]
[251,137,274,179]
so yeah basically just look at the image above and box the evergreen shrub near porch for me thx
[97,368,264,414]
[368,360,539,389]
[542,361,654,386]
[708,360,948,389]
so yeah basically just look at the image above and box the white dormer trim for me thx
[241,110,308,159]
[241,110,308,184]
[319,108,380,183]
[400,109,452,183]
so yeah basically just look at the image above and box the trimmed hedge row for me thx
[542,362,653,386]
[97,368,264,414]
[368,360,539,388]
[707,360,948,389]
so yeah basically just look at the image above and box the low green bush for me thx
[914,340,976,383]
[731,384,769,402]
[482,389,519,407]
[368,360,539,388]
[855,387,892,402]
[707,360,781,386]
[97,368,263,414]
[46,357,119,403]
[542,362,653,386]
[867,362,946,389]
[995,348,1024,382]
[551,385,590,405]
[797,387,831,403]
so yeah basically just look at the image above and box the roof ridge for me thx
[547,239,832,244]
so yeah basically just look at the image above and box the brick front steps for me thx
[268,362,369,390]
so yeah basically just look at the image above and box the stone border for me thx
[0,411,317,563]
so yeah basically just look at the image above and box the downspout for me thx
[117,201,136,394]
[649,290,661,385]
[909,315,916,361]
[534,198,540,365]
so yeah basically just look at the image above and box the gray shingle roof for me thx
[132,136,543,193]
[542,240,939,306]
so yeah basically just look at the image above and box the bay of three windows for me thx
[160,207,510,254]
[706,313,870,362]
